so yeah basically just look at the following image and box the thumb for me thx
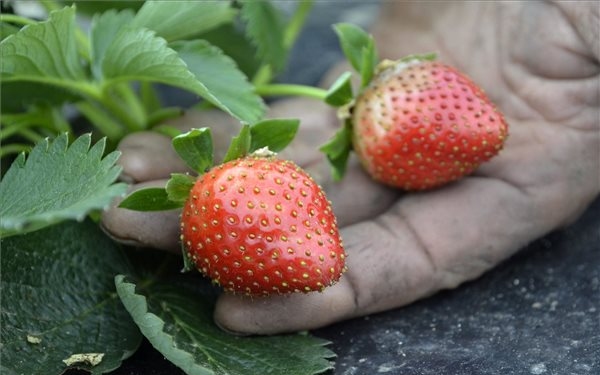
[212,173,566,335]
[213,218,438,335]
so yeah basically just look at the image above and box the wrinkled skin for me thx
[102,1,599,334]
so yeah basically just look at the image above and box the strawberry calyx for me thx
[374,53,437,79]
[119,118,300,213]
[250,146,277,158]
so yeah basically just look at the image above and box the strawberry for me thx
[351,58,508,190]
[180,155,346,296]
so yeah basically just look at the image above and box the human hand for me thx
[102,1,599,334]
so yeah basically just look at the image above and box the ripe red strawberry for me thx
[180,156,346,296]
[352,59,509,190]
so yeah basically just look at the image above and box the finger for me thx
[117,110,242,183]
[100,179,181,253]
[303,156,399,228]
[214,122,599,335]
[117,132,190,183]
[213,176,536,335]
[116,100,330,183]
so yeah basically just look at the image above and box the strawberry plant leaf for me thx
[399,52,438,64]
[333,23,378,87]
[1,220,141,375]
[0,133,127,237]
[249,118,300,152]
[325,71,354,107]
[115,275,336,375]
[199,24,261,79]
[241,0,287,72]
[1,22,20,39]
[153,124,183,139]
[359,38,378,88]
[1,81,79,114]
[172,128,213,174]
[223,124,251,163]
[0,6,92,96]
[171,40,265,124]
[166,173,196,204]
[181,246,196,273]
[100,28,261,123]
[320,121,353,181]
[132,0,236,42]
[119,188,182,212]
[90,9,136,81]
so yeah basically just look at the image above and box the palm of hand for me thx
[102,2,598,334]
[214,2,598,334]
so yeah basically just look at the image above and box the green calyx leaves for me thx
[325,71,354,107]
[333,23,379,89]
[172,128,214,174]
[119,118,299,212]
[316,23,380,181]
[319,119,353,181]
[322,23,438,182]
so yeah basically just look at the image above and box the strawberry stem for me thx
[254,84,328,101]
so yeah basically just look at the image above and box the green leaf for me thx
[140,81,162,114]
[99,26,263,123]
[152,124,182,139]
[70,0,144,15]
[172,128,213,174]
[181,251,195,273]
[399,52,438,63]
[90,9,136,80]
[198,24,261,78]
[324,71,354,107]
[223,124,251,163]
[250,118,299,152]
[0,7,94,96]
[166,173,195,204]
[115,276,335,375]
[360,38,378,88]
[1,22,21,40]
[171,40,265,124]
[0,220,142,375]
[333,23,378,86]
[241,0,287,72]
[0,133,127,237]
[118,188,182,212]
[132,0,236,42]
[320,121,353,181]
[1,81,80,113]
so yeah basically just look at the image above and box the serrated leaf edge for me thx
[0,133,128,237]
[115,275,215,375]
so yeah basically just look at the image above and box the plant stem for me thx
[75,28,91,62]
[100,88,145,132]
[0,143,32,158]
[140,82,162,113]
[148,107,184,128]
[17,127,45,143]
[38,0,61,13]
[252,65,273,87]
[0,14,37,26]
[254,83,327,101]
[251,0,314,86]
[49,107,72,134]
[283,0,313,49]
[76,102,125,142]
[114,83,147,129]
[0,124,44,143]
